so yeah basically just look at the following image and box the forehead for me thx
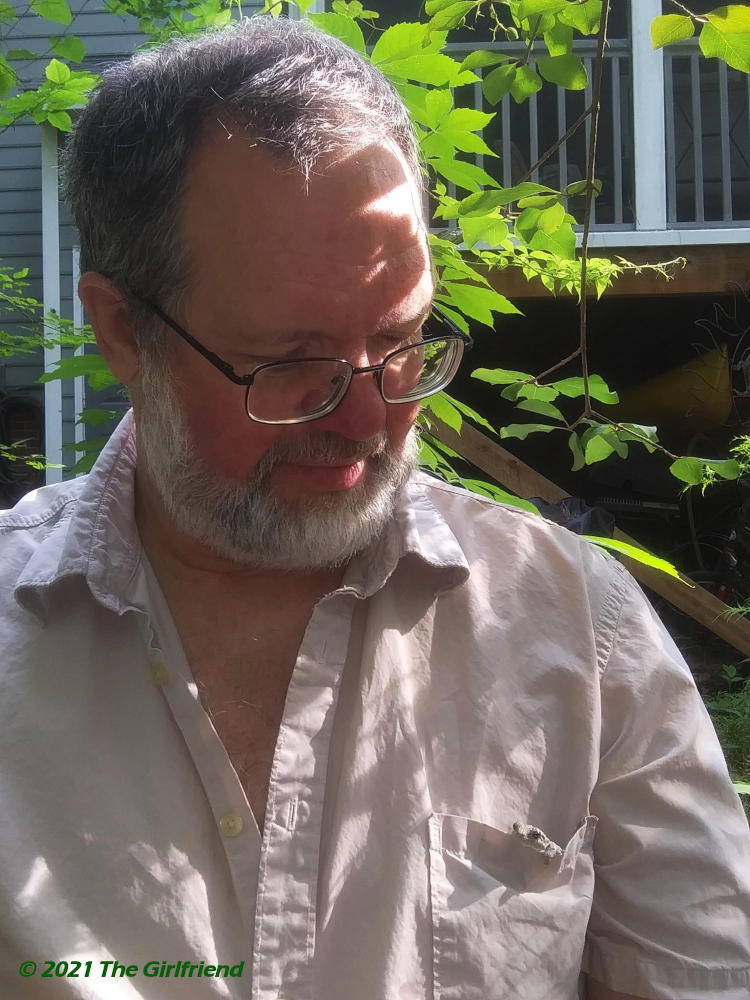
[180,129,433,337]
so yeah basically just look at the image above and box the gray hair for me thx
[63,15,422,345]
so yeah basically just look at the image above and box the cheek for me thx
[387,401,421,447]
[180,383,281,480]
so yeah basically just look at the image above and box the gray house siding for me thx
[0,3,148,480]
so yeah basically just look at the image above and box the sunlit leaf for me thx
[699,19,750,72]
[537,53,587,89]
[584,536,683,579]
[50,34,85,61]
[31,0,72,25]
[650,13,694,49]
[511,65,542,103]
[308,12,366,54]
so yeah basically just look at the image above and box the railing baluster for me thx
[665,50,677,224]
[474,74,484,175]
[612,54,623,224]
[529,60,539,182]
[501,93,512,187]
[557,82,567,193]
[690,51,704,223]
[719,59,732,221]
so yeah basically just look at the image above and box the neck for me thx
[134,459,344,599]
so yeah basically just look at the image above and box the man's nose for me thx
[314,366,388,441]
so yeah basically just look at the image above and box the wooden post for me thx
[432,417,750,658]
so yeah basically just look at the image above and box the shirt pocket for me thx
[428,812,597,1000]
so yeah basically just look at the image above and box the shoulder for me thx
[0,479,86,584]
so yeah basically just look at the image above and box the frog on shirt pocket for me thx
[428,812,597,1000]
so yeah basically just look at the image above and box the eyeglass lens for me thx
[245,339,462,423]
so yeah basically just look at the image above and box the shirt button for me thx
[152,663,169,686]
[219,813,244,838]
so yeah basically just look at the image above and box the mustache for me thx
[257,430,390,469]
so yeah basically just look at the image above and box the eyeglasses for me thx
[140,298,471,425]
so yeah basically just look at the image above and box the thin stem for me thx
[535,347,582,382]
[579,0,610,416]
[516,103,594,187]
[587,410,680,461]
[668,1,708,22]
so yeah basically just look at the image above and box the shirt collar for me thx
[14,410,143,621]
[14,413,469,621]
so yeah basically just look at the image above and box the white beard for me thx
[134,352,418,570]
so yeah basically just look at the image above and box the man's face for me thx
[134,130,434,569]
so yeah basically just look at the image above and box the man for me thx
[0,16,748,1000]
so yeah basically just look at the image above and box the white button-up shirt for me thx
[1,412,748,999]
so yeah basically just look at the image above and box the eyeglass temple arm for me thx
[143,300,252,385]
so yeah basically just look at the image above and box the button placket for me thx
[253,591,357,1000]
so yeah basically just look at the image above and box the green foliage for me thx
[707,665,750,792]
[653,4,750,73]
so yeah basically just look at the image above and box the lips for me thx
[274,458,368,492]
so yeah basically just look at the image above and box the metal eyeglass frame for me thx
[139,298,473,425]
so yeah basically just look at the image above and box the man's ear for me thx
[77,273,141,386]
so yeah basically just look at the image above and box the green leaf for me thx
[49,34,86,62]
[437,281,520,324]
[483,64,517,105]
[543,21,573,56]
[424,88,453,128]
[699,20,750,72]
[515,397,565,421]
[558,0,601,34]
[529,221,577,259]
[705,458,741,480]
[308,13,366,54]
[516,0,565,17]
[569,432,585,471]
[76,407,120,427]
[45,58,71,83]
[39,353,119,391]
[381,53,472,87]
[371,22,442,63]
[734,781,750,796]
[459,215,508,248]
[538,201,565,233]
[650,14,694,49]
[461,478,540,513]
[443,107,495,131]
[460,50,513,72]
[584,537,682,580]
[563,178,603,198]
[6,49,37,59]
[511,65,543,103]
[500,423,557,441]
[472,367,531,385]
[0,0,17,22]
[515,206,542,243]
[31,0,72,25]
[444,394,496,433]
[427,156,499,192]
[537,53,587,90]
[46,109,72,130]
[551,375,618,404]
[424,391,463,432]
[517,383,559,402]
[0,55,15,97]
[705,5,750,33]
[428,1,477,31]
[584,428,616,464]
[438,129,496,157]
[669,456,705,486]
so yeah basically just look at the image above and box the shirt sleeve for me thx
[582,564,750,999]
